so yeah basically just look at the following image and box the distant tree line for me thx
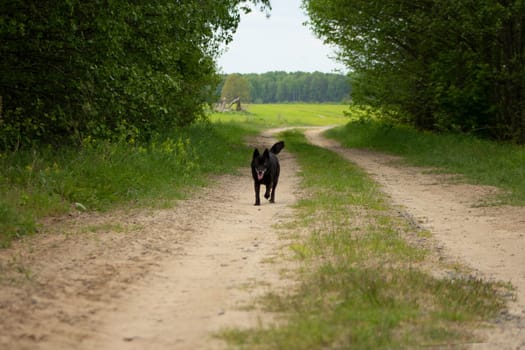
[305,0,525,143]
[219,72,350,104]
[0,0,270,150]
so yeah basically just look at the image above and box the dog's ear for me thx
[262,149,270,159]
[253,148,260,159]
[270,141,285,155]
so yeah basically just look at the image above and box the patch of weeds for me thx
[0,200,36,248]
[0,256,35,285]
[80,222,135,234]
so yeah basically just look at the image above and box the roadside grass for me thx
[0,121,255,247]
[219,130,506,349]
[210,103,348,128]
[327,119,525,205]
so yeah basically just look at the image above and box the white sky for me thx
[217,0,347,74]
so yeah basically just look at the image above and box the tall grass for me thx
[219,130,505,349]
[0,121,255,247]
[327,120,525,205]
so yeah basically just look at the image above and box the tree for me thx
[304,0,525,142]
[221,74,251,106]
[225,72,350,103]
[0,0,271,149]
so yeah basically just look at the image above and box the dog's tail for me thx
[270,141,285,155]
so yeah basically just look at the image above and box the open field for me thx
[210,103,349,128]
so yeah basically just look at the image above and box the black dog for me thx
[251,141,285,206]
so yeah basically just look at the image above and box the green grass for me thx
[210,103,349,129]
[0,121,255,247]
[219,130,506,349]
[327,119,525,205]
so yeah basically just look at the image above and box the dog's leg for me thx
[270,182,277,203]
[254,182,261,205]
[264,183,271,200]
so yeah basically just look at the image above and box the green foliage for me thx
[0,121,255,247]
[0,0,270,149]
[218,71,350,103]
[327,119,525,205]
[304,0,525,142]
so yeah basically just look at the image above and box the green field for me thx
[210,103,349,128]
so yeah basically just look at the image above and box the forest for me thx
[231,71,351,103]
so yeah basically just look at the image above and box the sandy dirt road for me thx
[1,127,525,349]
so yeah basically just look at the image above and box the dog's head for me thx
[252,148,270,181]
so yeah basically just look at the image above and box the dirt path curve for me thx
[305,126,525,349]
[0,132,300,350]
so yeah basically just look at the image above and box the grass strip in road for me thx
[327,120,525,205]
[219,130,506,349]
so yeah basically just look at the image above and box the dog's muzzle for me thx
[257,169,266,180]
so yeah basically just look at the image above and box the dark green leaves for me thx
[304,0,525,142]
[0,0,271,149]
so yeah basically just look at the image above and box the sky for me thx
[217,0,347,74]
